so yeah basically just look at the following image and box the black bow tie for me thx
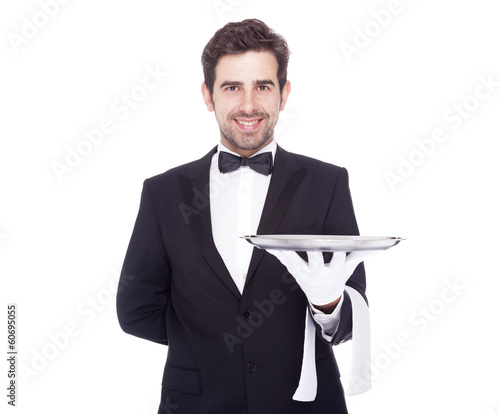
[218,151,273,176]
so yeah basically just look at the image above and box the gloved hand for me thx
[268,250,376,306]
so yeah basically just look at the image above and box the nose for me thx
[239,90,258,115]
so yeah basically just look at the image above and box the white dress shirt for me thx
[209,140,342,338]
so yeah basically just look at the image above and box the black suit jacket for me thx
[116,145,366,414]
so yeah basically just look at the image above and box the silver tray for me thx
[242,235,404,252]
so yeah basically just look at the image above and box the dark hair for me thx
[201,19,290,95]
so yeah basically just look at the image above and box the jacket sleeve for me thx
[116,179,171,345]
[322,167,367,345]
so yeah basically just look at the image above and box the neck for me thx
[220,136,274,158]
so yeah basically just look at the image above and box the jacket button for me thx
[241,309,252,319]
[246,362,257,373]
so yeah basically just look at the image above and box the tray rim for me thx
[241,234,405,251]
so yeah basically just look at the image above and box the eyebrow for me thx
[219,81,243,89]
[254,79,275,87]
[219,79,276,89]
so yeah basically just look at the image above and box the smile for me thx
[236,119,261,126]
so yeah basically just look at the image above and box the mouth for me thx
[233,118,263,131]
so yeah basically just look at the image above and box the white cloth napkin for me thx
[292,286,371,401]
[292,305,318,400]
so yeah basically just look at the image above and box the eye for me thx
[226,86,239,91]
[257,85,270,91]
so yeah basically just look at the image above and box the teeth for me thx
[237,120,259,126]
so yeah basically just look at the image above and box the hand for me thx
[268,250,376,306]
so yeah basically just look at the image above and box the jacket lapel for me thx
[178,145,306,297]
[245,145,306,287]
[178,147,242,299]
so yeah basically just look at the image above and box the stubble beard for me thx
[218,111,276,152]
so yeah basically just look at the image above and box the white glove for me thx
[268,250,376,306]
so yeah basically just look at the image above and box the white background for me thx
[1,0,499,413]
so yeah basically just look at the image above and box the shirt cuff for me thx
[309,294,344,341]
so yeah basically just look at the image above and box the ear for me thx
[201,82,215,112]
[279,80,291,111]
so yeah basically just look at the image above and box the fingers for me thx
[344,250,377,274]
[346,250,377,264]
[306,251,325,269]
[268,248,377,278]
[267,249,306,272]
[329,251,347,269]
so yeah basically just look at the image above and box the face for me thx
[202,51,291,157]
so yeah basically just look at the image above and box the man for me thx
[117,19,371,414]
